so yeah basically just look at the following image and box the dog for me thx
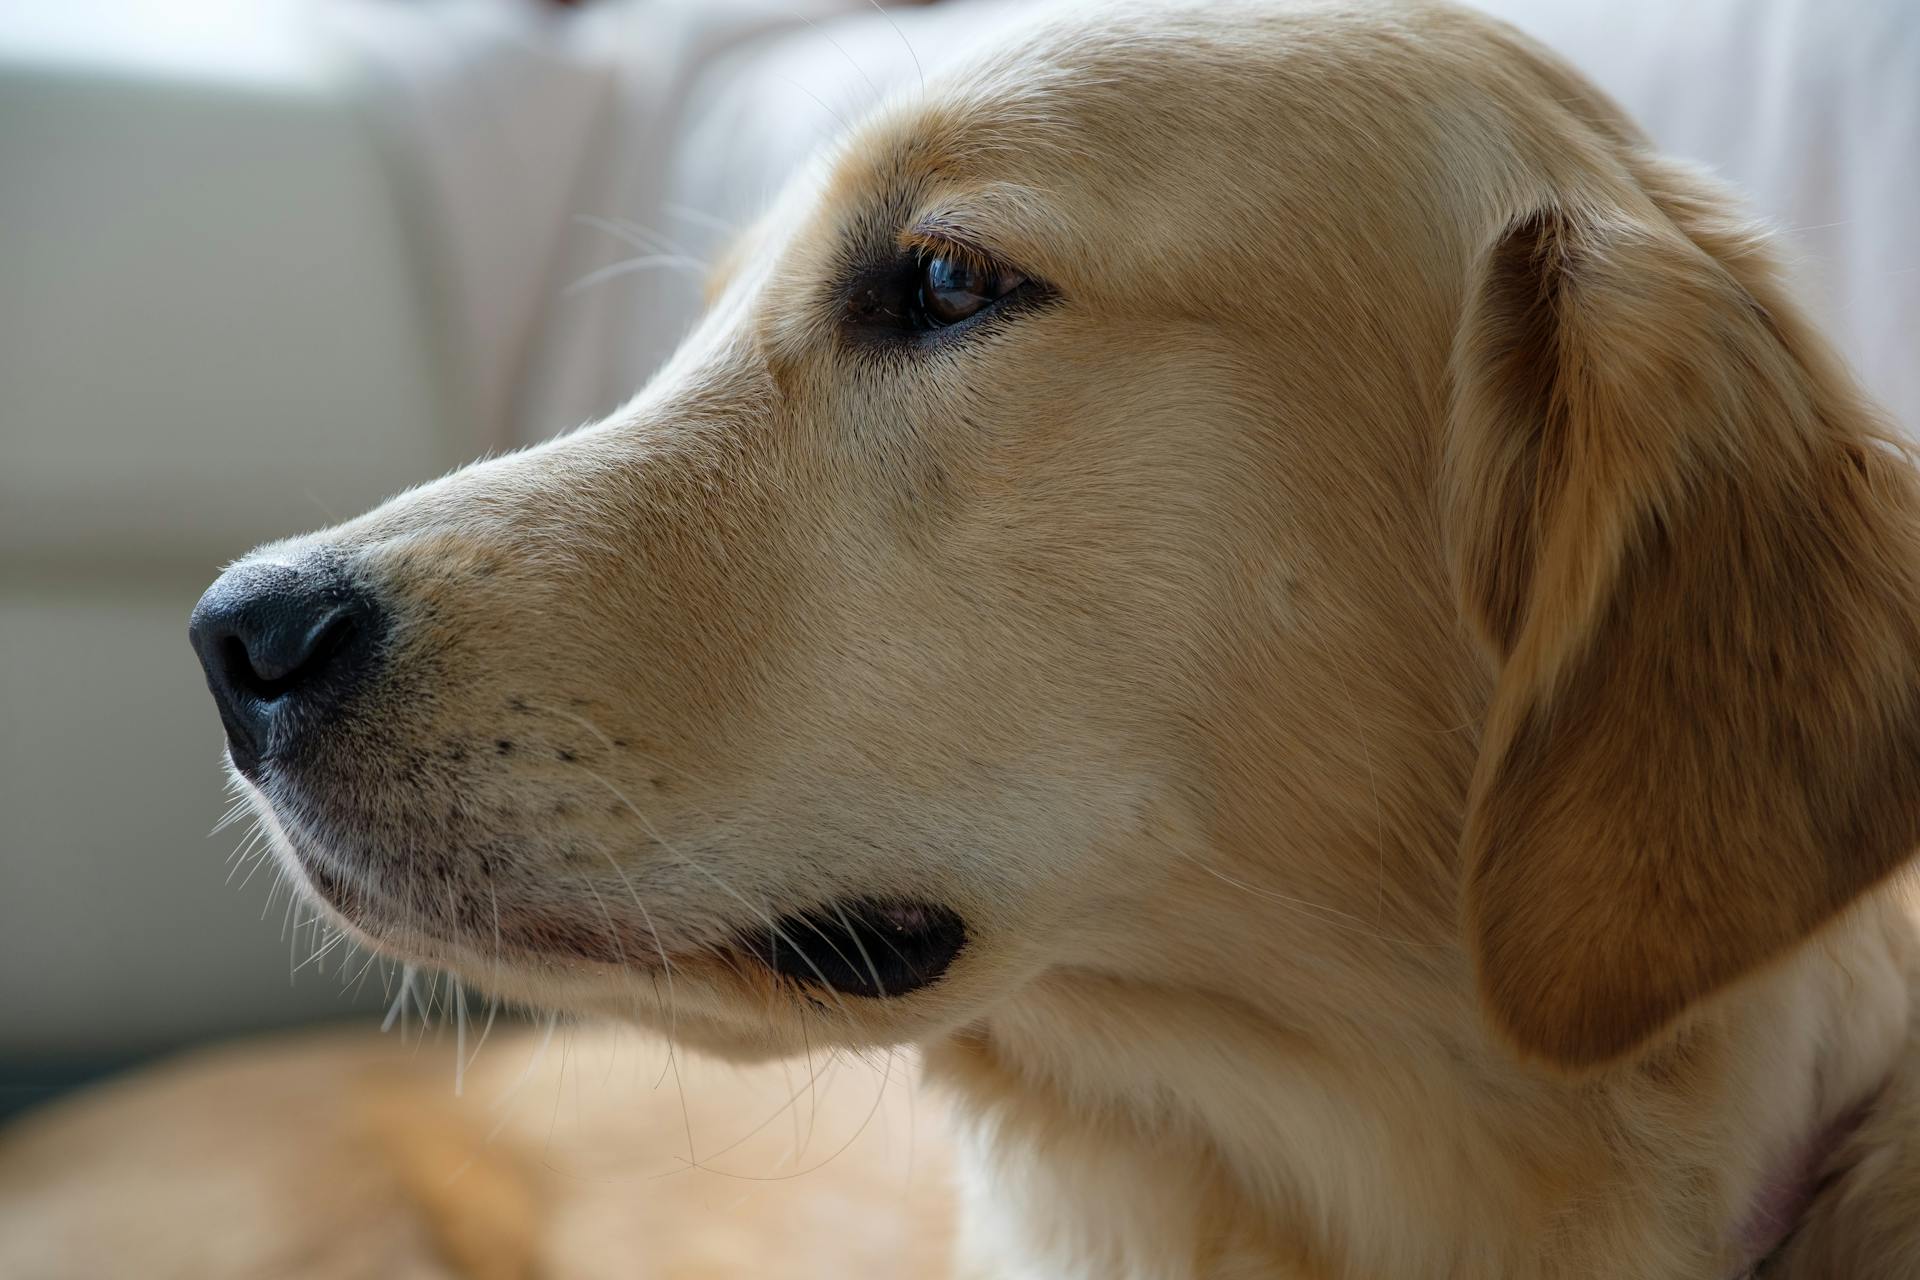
[13,0,1920,1275]
[0,1022,956,1278]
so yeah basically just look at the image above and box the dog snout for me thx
[188,556,386,777]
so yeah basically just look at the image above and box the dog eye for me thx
[917,254,1025,327]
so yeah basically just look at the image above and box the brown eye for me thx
[918,254,1024,327]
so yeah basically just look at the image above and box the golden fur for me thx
[0,1025,954,1278]
[9,2,1920,1275]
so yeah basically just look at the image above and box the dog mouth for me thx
[741,899,967,998]
[270,798,969,998]
[295,830,967,999]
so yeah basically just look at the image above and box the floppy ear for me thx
[1447,178,1920,1069]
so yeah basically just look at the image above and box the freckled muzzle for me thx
[181,424,977,1023]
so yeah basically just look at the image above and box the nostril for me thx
[219,634,262,696]
[220,609,357,700]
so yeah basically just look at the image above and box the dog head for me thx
[191,1,1920,1069]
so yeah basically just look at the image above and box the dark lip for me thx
[275,811,967,991]
[740,898,968,998]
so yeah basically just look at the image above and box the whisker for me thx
[661,202,737,237]
[563,253,707,297]
[345,942,386,999]
[479,1009,560,1150]
[211,797,255,836]
[795,12,883,103]
[865,0,923,94]
[461,881,505,1077]
[573,212,701,261]
[657,1041,893,1183]
[454,974,467,1097]
[383,962,419,1033]
[225,824,272,882]
[290,925,350,977]
[829,899,888,998]
[800,1018,822,1160]
[775,73,853,137]
[525,703,865,1022]
[672,1039,844,1169]
[234,832,278,893]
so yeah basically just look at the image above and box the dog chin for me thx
[259,854,941,1063]
[230,762,979,1062]
[266,853,806,1060]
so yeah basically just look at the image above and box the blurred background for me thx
[1,0,1916,1122]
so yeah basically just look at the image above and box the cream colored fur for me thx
[10,2,1920,1276]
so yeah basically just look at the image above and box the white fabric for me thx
[1466,0,1920,435]
[520,0,1918,441]
[517,0,1026,438]
[327,0,613,455]
[512,0,980,437]
[0,0,607,559]
[329,0,877,447]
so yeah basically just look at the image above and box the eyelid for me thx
[900,223,1005,271]
[834,217,1053,341]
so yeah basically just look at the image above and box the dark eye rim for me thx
[840,242,1056,349]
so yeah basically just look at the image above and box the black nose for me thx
[188,557,385,776]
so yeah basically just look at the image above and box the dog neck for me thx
[924,894,1914,1280]
[1731,1097,1874,1277]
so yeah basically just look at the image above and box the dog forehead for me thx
[726,0,1589,377]
[894,1,1511,152]
[802,2,1529,277]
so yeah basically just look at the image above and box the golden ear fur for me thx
[1448,164,1920,1069]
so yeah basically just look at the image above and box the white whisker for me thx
[382,962,418,1033]
[453,974,467,1097]
[661,202,737,237]
[564,254,707,297]
[865,0,923,94]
